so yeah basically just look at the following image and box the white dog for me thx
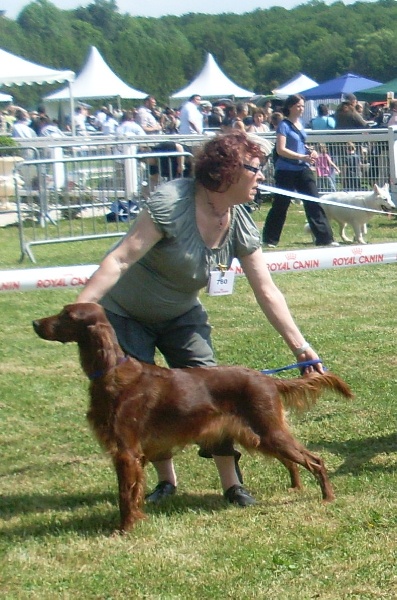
[319,184,395,244]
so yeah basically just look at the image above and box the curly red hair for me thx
[194,130,264,192]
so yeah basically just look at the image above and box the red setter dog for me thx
[33,302,353,533]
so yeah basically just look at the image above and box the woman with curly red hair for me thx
[77,130,324,508]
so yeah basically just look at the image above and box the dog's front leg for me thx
[340,223,352,243]
[113,448,146,534]
[353,224,367,244]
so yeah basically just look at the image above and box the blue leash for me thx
[261,359,324,375]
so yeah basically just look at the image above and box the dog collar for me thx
[89,355,129,380]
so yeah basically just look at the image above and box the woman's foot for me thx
[145,481,176,503]
[224,484,256,507]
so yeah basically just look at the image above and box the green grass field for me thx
[1,204,397,599]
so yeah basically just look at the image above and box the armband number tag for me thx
[207,270,235,296]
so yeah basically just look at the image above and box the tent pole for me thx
[69,81,75,136]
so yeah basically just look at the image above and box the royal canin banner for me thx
[0,244,396,293]
[0,264,98,293]
[231,243,397,275]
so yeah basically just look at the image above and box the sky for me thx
[4,0,376,20]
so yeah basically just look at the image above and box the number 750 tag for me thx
[207,270,235,296]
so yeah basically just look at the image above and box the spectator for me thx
[342,141,362,190]
[386,99,397,126]
[262,100,273,122]
[39,116,65,138]
[2,105,16,133]
[263,94,337,248]
[269,111,283,131]
[12,108,37,139]
[178,94,203,134]
[335,94,369,129]
[200,101,212,129]
[356,102,365,116]
[94,106,108,131]
[146,140,192,190]
[247,107,270,133]
[102,109,119,136]
[232,102,249,132]
[373,103,392,127]
[310,104,336,130]
[161,107,179,134]
[116,110,146,136]
[73,106,88,136]
[221,104,237,131]
[244,103,255,127]
[30,105,48,135]
[315,143,340,192]
[136,96,162,135]
[207,106,224,129]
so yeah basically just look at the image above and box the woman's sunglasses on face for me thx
[243,159,268,175]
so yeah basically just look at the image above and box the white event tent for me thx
[272,73,318,98]
[0,47,75,131]
[171,53,254,100]
[272,73,321,126]
[44,46,148,112]
[0,92,13,102]
[0,48,75,87]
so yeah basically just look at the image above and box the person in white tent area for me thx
[178,94,203,134]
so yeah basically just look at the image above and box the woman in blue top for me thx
[263,95,337,248]
[77,130,325,509]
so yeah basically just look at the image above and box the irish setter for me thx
[33,302,353,533]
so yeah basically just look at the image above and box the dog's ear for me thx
[373,183,380,194]
[63,303,105,325]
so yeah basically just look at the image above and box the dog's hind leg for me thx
[277,457,303,491]
[258,430,335,502]
[113,446,146,533]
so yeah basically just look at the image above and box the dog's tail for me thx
[273,372,353,412]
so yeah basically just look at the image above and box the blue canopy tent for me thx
[301,73,382,100]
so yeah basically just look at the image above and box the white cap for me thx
[247,133,274,156]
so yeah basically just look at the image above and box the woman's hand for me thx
[305,147,318,164]
[295,346,324,374]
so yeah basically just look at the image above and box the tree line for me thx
[1,0,396,109]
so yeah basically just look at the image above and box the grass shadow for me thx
[310,431,397,475]
[0,489,231,539]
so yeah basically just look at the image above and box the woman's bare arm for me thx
[241,249,324,372]
[76,209,162,303]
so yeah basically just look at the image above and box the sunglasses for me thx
[243,162,267,174]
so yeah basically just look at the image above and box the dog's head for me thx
[373,183,395,212]
[33,302,108,343]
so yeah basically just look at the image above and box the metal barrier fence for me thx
[303,128,393,194]
[12,136,196,262]
[1,128,397,262]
